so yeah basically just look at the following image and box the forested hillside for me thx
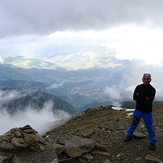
[0,88,77,115]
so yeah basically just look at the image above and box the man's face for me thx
[142,76,151,85]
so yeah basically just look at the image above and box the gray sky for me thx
[1,0,163,37]
[1,0,163,63]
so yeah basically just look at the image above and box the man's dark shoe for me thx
[150,143,156,150]
[124,136,133,142]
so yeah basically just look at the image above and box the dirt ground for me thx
[48,105,163,163]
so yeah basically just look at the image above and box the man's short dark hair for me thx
[143,73,151,79]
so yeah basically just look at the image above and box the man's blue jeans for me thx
[127,109,157,143]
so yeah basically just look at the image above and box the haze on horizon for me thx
[0,0,163,65]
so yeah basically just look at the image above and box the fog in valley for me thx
[0,59,163,135]
[103,60,163,106]
[0,90,71,135]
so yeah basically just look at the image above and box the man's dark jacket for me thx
[133,84,156,113]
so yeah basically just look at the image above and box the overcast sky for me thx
[1,0,163,64]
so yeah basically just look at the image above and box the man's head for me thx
[142,73,151,85]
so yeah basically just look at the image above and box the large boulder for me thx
[0,125,58,163]
[65,136,96,158]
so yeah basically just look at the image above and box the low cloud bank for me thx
[0,57,4,64]
[46,81,64,89]
[0,104,71,135]
[0,89,71,135]
[103,60,163,107]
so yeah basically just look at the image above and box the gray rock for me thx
[135,157,143,161]
[79,158,88,163]
[65,136,95,158]
[0,125,58,163]
[11,137,29,148]
[91,151,112,157]
[81,130,94,138]
[54,143,66,155]
[133,132,146,138]
[95,144,109,152]
[0,155,19,163]
[145,154,163,163]
[0,142,23,153]
[104,159,112,163]
[82,153,93,160]
[58,158,73,163]
[14,131,23,138]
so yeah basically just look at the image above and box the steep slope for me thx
[0,79,64,97]
[0,88,77,115]
[47,105,163,163]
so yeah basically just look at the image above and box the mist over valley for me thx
[0,52,163,135]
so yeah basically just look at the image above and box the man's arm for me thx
[133,86,149,101]
[149,87,156,102]
[133,86,140,101]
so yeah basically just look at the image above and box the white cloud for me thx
[125,86,135,94]
[118,63,163,101]
[0,89,24,103]
[0,102,71,135]
[110,25,163,65]
[104,85,121,100]
[102,59,163,105]
[1,0,163,38]
[1,25,163,66]
[0,90,71,135]
[0,57,4,64]
[46,82,64,90]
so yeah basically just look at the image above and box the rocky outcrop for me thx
[54,136,96,162]
[65,136,95,157]
[48,105,163,163]
[0,125,58,163]
[145,155,163,163]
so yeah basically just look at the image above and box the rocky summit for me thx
[0,125,58,163]
[47,105,163,163]
[1,105,163,163]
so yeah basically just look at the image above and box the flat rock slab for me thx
[145,154,163,163]
[65,136,95,158]
[133,132,146,139]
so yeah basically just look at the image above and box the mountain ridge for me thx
[0,88,77,115]
[0,47,125,70]
[0,55,146,111]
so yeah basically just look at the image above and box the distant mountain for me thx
[0,63,68,82]
[121,100,163,109]
[0,54,133,109]
[42,47,122,70]
[0,88,77,115]
[0,61,131,109]
[1,47,123,70]
[0,79,64,97]
[80,100,111,112]
[2,56,60,69]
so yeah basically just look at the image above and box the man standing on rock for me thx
[124,73,157,150]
